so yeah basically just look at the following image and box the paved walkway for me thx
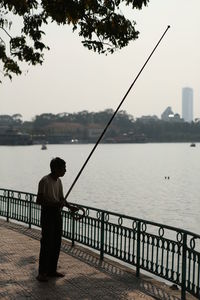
[0,219,195,300]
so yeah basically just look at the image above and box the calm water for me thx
[0,143,199,234]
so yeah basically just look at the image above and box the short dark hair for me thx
[50,157,66,172]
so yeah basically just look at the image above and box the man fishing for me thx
[35,25,170,283]
[36,157,77,282]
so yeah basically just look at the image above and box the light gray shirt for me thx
[37,174,64,204]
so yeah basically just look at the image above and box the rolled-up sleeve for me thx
[38,178,46,195]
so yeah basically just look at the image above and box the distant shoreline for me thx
[0,141,198,146]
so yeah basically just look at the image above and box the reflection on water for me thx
[0,143,199,234]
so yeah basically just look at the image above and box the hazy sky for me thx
[1,0,200,121]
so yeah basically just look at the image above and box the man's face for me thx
[56,164,66,177]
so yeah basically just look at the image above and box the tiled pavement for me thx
[0,219,195,300]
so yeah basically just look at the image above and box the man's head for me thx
[50,157,66,178]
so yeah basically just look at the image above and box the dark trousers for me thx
[38,207,62,275]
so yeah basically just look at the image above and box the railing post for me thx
[6,190,10,222]
[136,221,141,277]
[29,194,32,229]
[100,212,105,260]
[71,214,75,247]
[181,233,187,300]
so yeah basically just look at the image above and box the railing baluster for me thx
[198,254,200,299]
[71,215,75,247]
[181,233,187,300]
[100,212,105,260]
[136,221,141,277]
[29,194,32,229]
[6,190,10,222]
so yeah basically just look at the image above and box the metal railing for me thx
[0,188,199,299]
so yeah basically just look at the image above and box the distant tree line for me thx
[0,110,200,143]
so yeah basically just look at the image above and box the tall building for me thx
[182,87,193,122]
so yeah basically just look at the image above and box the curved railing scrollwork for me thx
[0,188,199,300]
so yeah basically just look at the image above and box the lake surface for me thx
[0,143,199,234]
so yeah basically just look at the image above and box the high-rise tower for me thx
[182,87,193,123]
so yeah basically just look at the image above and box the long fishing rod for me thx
[65,25,170,202]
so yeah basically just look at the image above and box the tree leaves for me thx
[0,0,149,81]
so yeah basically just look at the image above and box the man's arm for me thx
[59,181,78,212]
[36,193,63,208]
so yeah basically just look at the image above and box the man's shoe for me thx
[36,273,48,282]
[48,271,65,278]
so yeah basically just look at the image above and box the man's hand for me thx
[64,201,79,213]
[68,205,79,214]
